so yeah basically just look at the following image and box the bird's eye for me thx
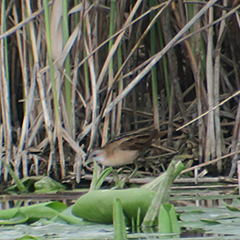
[92,154,97,158]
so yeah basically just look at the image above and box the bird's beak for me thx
[83,155,93,166]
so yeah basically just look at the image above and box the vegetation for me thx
[0,160,183,239]
[0,0,240,184]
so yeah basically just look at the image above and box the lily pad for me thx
[72,188,156,224]
[0,201,68,225]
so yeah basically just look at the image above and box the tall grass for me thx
[0,0,240,182]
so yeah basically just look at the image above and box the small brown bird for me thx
[86,128,166,167]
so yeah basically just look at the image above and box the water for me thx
[0,182,239,239]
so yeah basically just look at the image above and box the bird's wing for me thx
[104,129,168,152]
[119,130,157,151]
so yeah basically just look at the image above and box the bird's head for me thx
[85,149,106,165]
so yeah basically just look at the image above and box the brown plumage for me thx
[87,128,166,167]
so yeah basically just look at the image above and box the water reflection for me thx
[0,191,86,209]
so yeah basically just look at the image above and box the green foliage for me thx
[3,161,28,193]
[113,198,127,240]
[6,176,66,194]
[16,235,41,240]
[178,199,240,236]
[73,159,184,231]
[158,204,180,234]
[34,176,67,193]
[72,188,156,224]
[0,201,68,225]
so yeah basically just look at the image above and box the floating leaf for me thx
[0,211,27,225]
[72,188,156,224]
[51,206,85,225]
[0,201,68,225]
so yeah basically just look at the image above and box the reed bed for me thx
[0,0,240,183]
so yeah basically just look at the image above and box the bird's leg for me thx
[116,164,139,179]
[116,166,132,174]
[128,161,139,179]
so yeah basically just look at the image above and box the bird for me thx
[85,128,167,167]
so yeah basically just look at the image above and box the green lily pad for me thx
[0,211,28,225]
[0,201,68,225]
[72,188,156,224]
